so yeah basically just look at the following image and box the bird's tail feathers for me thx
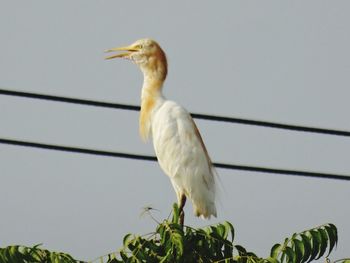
[194,201,217,219]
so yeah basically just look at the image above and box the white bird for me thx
[105,39,217,222]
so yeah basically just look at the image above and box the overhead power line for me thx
[1,137,349,181]
[1,88,350,137]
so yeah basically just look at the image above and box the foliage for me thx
[270,223,338,263]
[0,204,346,263]
[93,204,340,263]
[104,204,257,263]
[0,244,80,263]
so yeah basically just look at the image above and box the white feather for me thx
[151,100,217,218]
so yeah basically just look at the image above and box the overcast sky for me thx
[0,1,349,261]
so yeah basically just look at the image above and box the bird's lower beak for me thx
[104,46,139,60]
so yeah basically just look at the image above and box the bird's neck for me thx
[139,75,165,141]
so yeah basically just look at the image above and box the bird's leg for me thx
[179,194,186,226]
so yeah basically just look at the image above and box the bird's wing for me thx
[189,117,214,170]
[152,100,217,217]
[151,101,214,181]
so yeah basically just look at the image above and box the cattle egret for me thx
[105,39,217,223]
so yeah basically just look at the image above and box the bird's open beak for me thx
[104,45,139,60]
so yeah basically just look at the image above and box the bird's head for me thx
[105,38,167,81]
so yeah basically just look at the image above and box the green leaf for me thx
[172,232,184,256]
[284,246,295,263]
[315,228,328,260]
[282,238,290,248]
[49,252,58,263]
[28,246,43,261]
[172,203,180,224]
[119,251,128,261]
[270,243,282,259]
[324,224,337,256]
[307,230,321,263]
[223,242,233,258]
[123,233,133,247]
[300,234,311,263]
[161,227,169,245]
[292,239,304,263]
[235,245,247,256]
[223,221,235,242]
[217,224,227,239]
[328,223,338,247]
[280,238,289,263]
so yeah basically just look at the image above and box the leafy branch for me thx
[0,244,80,263]
[0,204,347,263]
[90,204,341,263]
[270,223,338,263]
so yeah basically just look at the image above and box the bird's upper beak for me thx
[104,45,140,60]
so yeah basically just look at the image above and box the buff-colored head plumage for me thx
[105,38,167,81]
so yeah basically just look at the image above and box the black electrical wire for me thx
[1,88,350,137]
[1,137,349,181]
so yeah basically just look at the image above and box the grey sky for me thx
[0,0,349,261]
